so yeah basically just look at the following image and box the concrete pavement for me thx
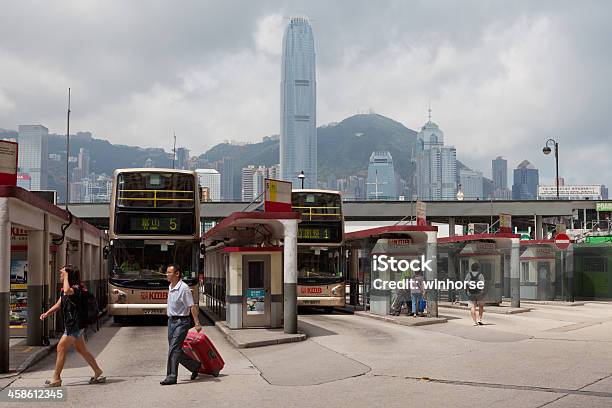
[1,304,611,407]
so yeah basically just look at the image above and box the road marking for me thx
[404,375,612,398]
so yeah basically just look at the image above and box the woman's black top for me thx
[61,285,81,332]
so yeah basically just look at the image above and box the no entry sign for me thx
[554,233,571,250]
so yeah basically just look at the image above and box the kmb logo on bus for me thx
[300,287,323,294]
[141,292,168,300]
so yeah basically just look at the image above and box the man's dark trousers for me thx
[165,316,200,382]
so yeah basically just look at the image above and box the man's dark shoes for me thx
[191,371,199,380]
[160,378,177,385]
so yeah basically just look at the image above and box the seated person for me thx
[120,253,141,273]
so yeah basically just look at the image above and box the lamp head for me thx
[542,146,552,155]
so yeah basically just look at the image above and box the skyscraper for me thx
[280,17,317,188]
[196,169,221,201]
[366,151,397,200]
[17,125,49,190]
[512,160,539,200]
[72,147,90,182]
[176,147,190,170]
[492,156,507,190]
[415,115,457,200]
[460,169,484,200]
[492,156,511,199]
[215,157,234,201]
[252,166,268,199]
[241,165,255,201]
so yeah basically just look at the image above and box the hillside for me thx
[201,113,419,194]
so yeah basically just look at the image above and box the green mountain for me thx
[7,113,484,201]
[46,132,173,201]
[201,113,419,195]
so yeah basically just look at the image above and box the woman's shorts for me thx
[466,300,484,308]
[64,328,84,338]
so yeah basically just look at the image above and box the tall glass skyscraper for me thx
[366,151,397,200]
[512,160,539,200]
[415,117,457,200]
[17,125,49,191]
[280,17,317,188]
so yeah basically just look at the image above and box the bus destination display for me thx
[129,216,179,232]
[298,227,331,240]
[297,223,342,243]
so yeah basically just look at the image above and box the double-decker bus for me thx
[107,169,200,323]
[292,189,345,310]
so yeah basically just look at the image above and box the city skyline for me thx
[1,2,610,188]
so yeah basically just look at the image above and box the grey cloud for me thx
[0,0,610,187]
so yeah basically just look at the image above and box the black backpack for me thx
[466,271,485,296]
[79,286,99,330]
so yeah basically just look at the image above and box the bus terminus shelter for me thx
[437,233,522,307]
[345,226,439,317]
[0,187,107,373]
[202,211,300,333]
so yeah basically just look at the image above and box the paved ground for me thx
[2,303,612,408]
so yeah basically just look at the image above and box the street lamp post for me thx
[298,171,305,189]
[542,139,560,199]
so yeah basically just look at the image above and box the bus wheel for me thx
[113,316,124,324]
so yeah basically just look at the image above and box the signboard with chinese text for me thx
[264,178,292,212]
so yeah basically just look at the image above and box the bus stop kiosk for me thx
[202,212,300,332]
[438,233,521,306]
[519,240,558,300]
[345,226,438,317]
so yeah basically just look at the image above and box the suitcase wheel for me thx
[212,370,220,377]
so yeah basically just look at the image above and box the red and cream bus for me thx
[107,169,200,323]
[292,189,346,310]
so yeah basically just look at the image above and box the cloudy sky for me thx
[1,0,610,186]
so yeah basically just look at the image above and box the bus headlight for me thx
[113,289,127,304]
[331,285,342,296]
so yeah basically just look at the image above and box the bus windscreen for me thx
[110,240,196,281]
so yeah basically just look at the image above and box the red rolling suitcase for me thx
[182,330,225,377]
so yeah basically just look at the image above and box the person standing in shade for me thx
[160,264,202,385]
[410,270,426,317]
[465,262,486,326]
[390,269,412,316]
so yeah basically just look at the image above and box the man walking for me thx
[161,264,202,385]
[465,262,486,326]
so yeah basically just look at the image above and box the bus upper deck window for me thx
[306,194,315,203]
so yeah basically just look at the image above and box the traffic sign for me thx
[554,233,571,250]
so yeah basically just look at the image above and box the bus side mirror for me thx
[103,246,110,260]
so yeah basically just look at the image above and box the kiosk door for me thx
[537,262,552,299]
[242,255,271,327]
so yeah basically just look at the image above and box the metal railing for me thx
[118,189,194,208]
[292,206,342,221]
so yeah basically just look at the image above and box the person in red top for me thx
[39,265,105,387]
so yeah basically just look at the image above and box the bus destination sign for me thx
[298,227,331,240]
[129,216,179,232]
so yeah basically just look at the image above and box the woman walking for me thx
[39,265,105,387]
